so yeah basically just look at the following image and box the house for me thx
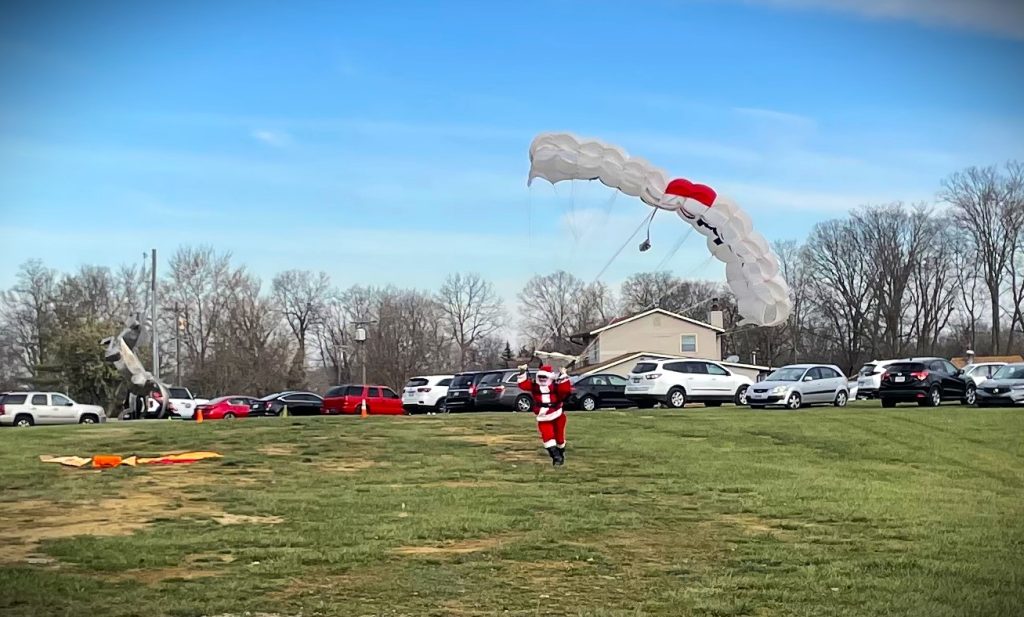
[571,306,727,364]
[567,305,772,382]
[950,354,1023,368]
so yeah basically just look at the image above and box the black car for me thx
[249,391,323,416]
[568,373,633,411]
[879,358,975,408]
[474,369,537,412]
[443,372,481,413]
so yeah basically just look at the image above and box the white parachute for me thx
[528,132,792,327]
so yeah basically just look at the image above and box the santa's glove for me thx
[517,364,528,373]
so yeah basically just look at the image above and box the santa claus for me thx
[517,363,573,466]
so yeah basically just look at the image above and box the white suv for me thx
[0,392,107,427]
[855,360,900,399]
[402,375,453,414]
[625,359,752,408]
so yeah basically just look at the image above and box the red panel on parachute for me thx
[665,178,717,207]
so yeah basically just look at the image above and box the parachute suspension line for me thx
[529,208,657,361]
[654,225,696,272]
[639,207,658,252]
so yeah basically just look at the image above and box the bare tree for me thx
[940,161,1024,353]
[272,270,331,388]
[802,219,878,373]
[772,240,809,363]
[437,273,504,370]
[909,218,960,354]
[518,271,587,353]
[0,260,57,378]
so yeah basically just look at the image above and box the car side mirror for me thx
[66,402,74,406]
[803,376,813,382]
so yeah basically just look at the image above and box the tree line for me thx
[1,161,1020,411]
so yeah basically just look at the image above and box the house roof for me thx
[580,307,725,337]
[950,355,1023,368]
[571,351,771,377]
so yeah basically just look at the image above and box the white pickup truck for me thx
[0,392,107,427]
[163,386,209,419]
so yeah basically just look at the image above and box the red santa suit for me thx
[518,364,572,465]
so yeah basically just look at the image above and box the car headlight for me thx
[771,386,787,394]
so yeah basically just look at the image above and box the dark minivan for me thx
[879,357,975,408]
[474,369,537,412]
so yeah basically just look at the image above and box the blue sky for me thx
[1,0,1022,307]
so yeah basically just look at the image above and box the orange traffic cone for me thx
[195,408,203,423]
[360,399,368,418]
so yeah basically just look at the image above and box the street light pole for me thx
[353,319,376,385]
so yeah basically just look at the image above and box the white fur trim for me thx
[542,439,557,448]
[536,408,563,422]
[556,442,566,448]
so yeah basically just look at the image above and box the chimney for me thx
[709,298,724,330]
[965,349,975,365]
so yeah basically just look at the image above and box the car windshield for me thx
[169,388,190,398]
[208,396,230,404]
[632,363,659,374]
[450,375,476,388]
[992,365,1024,380]
[765,367,807,382]
[405,378,429,388]
[858,364,876,376]
[259,392,283,401]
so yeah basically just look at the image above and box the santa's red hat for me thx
[537,365,554,379]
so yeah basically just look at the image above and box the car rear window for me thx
[438,378,452,387]
[478,373,503,386]
[632,363,659,374]
[888,362,925,372]
[405,378,429,388]
[858,364,877,376]
[3,394,27,405]
[169,388,190,398]
[450,375,476,388]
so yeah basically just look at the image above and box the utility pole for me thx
[151,249,159,380]
[353,319,377,385]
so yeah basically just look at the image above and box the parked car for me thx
[855,360,900,399]
[164,386,209,419]
[625,359,752,408]
[975,363,1024,407]
[322,385,404,415]
[962,362,1007,387]
[248,391,323,417]
[879,358,975,408]
[193,396,257,420]
[0,392,106,427]
[567,373,633,411]
[401,375,453,414]
[473,369,538,412]
[444,372,482,413]
[746,364,849,409]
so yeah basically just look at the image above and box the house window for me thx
[681,334,697,353]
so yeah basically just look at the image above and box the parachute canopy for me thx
[528,132,792,327]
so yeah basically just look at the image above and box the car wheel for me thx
[666,388,687,409]
[224,412,236,420]
[515,395,533,413]
[14,414,34,428]
[435,399,446,414]
[834,391,849,407]
[881,398,896,408]
[581,395,598,412]
[926,386,942,407]
[734,385,749,406]
[79,414,98,424]
[786,392,802,410]
[962,386,976,406]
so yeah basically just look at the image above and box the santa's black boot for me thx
[557,446,566,464]
[546,446,561,465]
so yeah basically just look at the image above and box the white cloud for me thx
[251,129,292,148]
[744,0,1024,39]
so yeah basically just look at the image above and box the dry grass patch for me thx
[393,535,521,556]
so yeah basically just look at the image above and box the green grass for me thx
[1,403,1022,617]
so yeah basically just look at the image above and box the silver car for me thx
[976,363,1024,407]
[746,364,850,409]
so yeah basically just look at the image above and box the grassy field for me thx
[1,403,1022,617]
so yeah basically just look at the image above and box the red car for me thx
[321,385,404,415]
[193,396,257,420]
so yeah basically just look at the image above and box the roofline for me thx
[587,307,725,336]
[576,352,773,375]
